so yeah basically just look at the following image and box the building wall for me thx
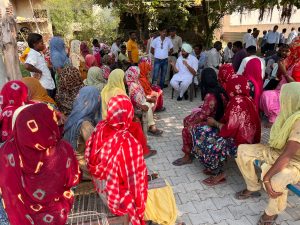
[218,8,300,43]
[11,0,44,18]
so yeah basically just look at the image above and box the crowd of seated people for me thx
[0,25,300,225]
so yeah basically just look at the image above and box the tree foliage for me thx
[44,0,119,43]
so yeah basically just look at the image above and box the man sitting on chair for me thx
[170,43,198,101]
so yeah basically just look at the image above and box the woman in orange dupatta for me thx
[139,57,165,112]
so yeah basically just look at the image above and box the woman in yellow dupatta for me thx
[101,69,126,119]
[235,82,300,225]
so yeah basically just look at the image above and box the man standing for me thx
[192,44,206,76]
[265,25,280,52]
[151,27,173,89]
[243,29,252,47]
[205,41,222,73]
[261,30,268,55]
[24,33,55,97]
[232,41,247,72]
[166,27,182,83]
[127,31,139,66]
[287,27,298,44]
[245,29,260,48]
[170,43,198,101]
[111,37,121,63]
[223,42,234,63]
[279,28,287,44]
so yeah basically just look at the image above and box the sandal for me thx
[144,150,157,159]
[148,173,159,181]
[172,158,193,166]
[148,129,163,136]
[202,176,226,186]
[258,214,278,225]
[203,168,214,176]
[235,189,261,200]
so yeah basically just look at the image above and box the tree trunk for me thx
[201,0,213,47]
[133,14,143,40]
[0,3,22,84]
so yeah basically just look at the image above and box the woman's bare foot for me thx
[172,154,192,166]
[202,172,226,186]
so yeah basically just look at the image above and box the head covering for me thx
[85,95,147,225]
[269,82,300,149]
[285,38,300,68]
[80,42,90,58]
[218,64,235,90]
[84,66,107,91]
[102,54,110,65]
[138,58,153,96]
[56,66,85,115]
[220,76,261,145]
[85,54,98,69]
[19,47,30,63]
[101,65,111,80]
[64,86,101,149]
[200,68,228,120]
[69,40,83,70]
[21,77,56,105]
[125,66,146,107]
[101,69,127,119]
[0,103,80,225]
[50,36,70,70]
[182,43,193,54]
[0,80,28,142]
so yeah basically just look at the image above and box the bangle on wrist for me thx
[263,180,270,183]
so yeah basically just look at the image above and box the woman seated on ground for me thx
[21,77,56,107]
[125,66,163,136]
[192,76,261,186]
[85,54,99,69]
[64,86,101,181]
[173,68,228,166]
[139,57,165,112]
[235,82,300,225]
[0,81,29,142]
[69,40,87,80]
[101,69,157,158]
[85,95,178,225]
[260,39,300,126]
[102,53,119,70]
[56,66,84,116]
[84,66,107,92]
[0,104,80,225]
[218,63,235,90]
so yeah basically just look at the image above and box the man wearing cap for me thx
[170,43,199,101]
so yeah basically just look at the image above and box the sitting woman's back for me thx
[85,95,148,225]
[0,103,80,225]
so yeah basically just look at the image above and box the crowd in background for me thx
[0,23,300,225]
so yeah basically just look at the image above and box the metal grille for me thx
[67,183,110,225]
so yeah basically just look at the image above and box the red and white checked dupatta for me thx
[85,95,148,225]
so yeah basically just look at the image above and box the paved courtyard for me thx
[146,87,300,225]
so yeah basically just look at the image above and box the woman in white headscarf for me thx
[170,43,199,101]
[69,40,87,80]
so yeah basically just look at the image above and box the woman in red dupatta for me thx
[85,95,148,225]
[218,63,235,90]
[0,80,29,142]
[0,103,80,225]
[138,57,165,112]
[192,76,261,186]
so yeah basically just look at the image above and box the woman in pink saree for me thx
[260,39,300,125]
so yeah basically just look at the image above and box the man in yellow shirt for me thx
[127,31,139,66]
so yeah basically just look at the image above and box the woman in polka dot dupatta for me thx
[0,103,80,225]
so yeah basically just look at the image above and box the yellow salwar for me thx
[145,182,178,225]
[236,82,300,216]
[236,144,300,216]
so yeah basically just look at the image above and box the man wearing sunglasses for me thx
[151,27,174,89]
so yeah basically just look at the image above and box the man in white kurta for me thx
[170,43,198,101]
